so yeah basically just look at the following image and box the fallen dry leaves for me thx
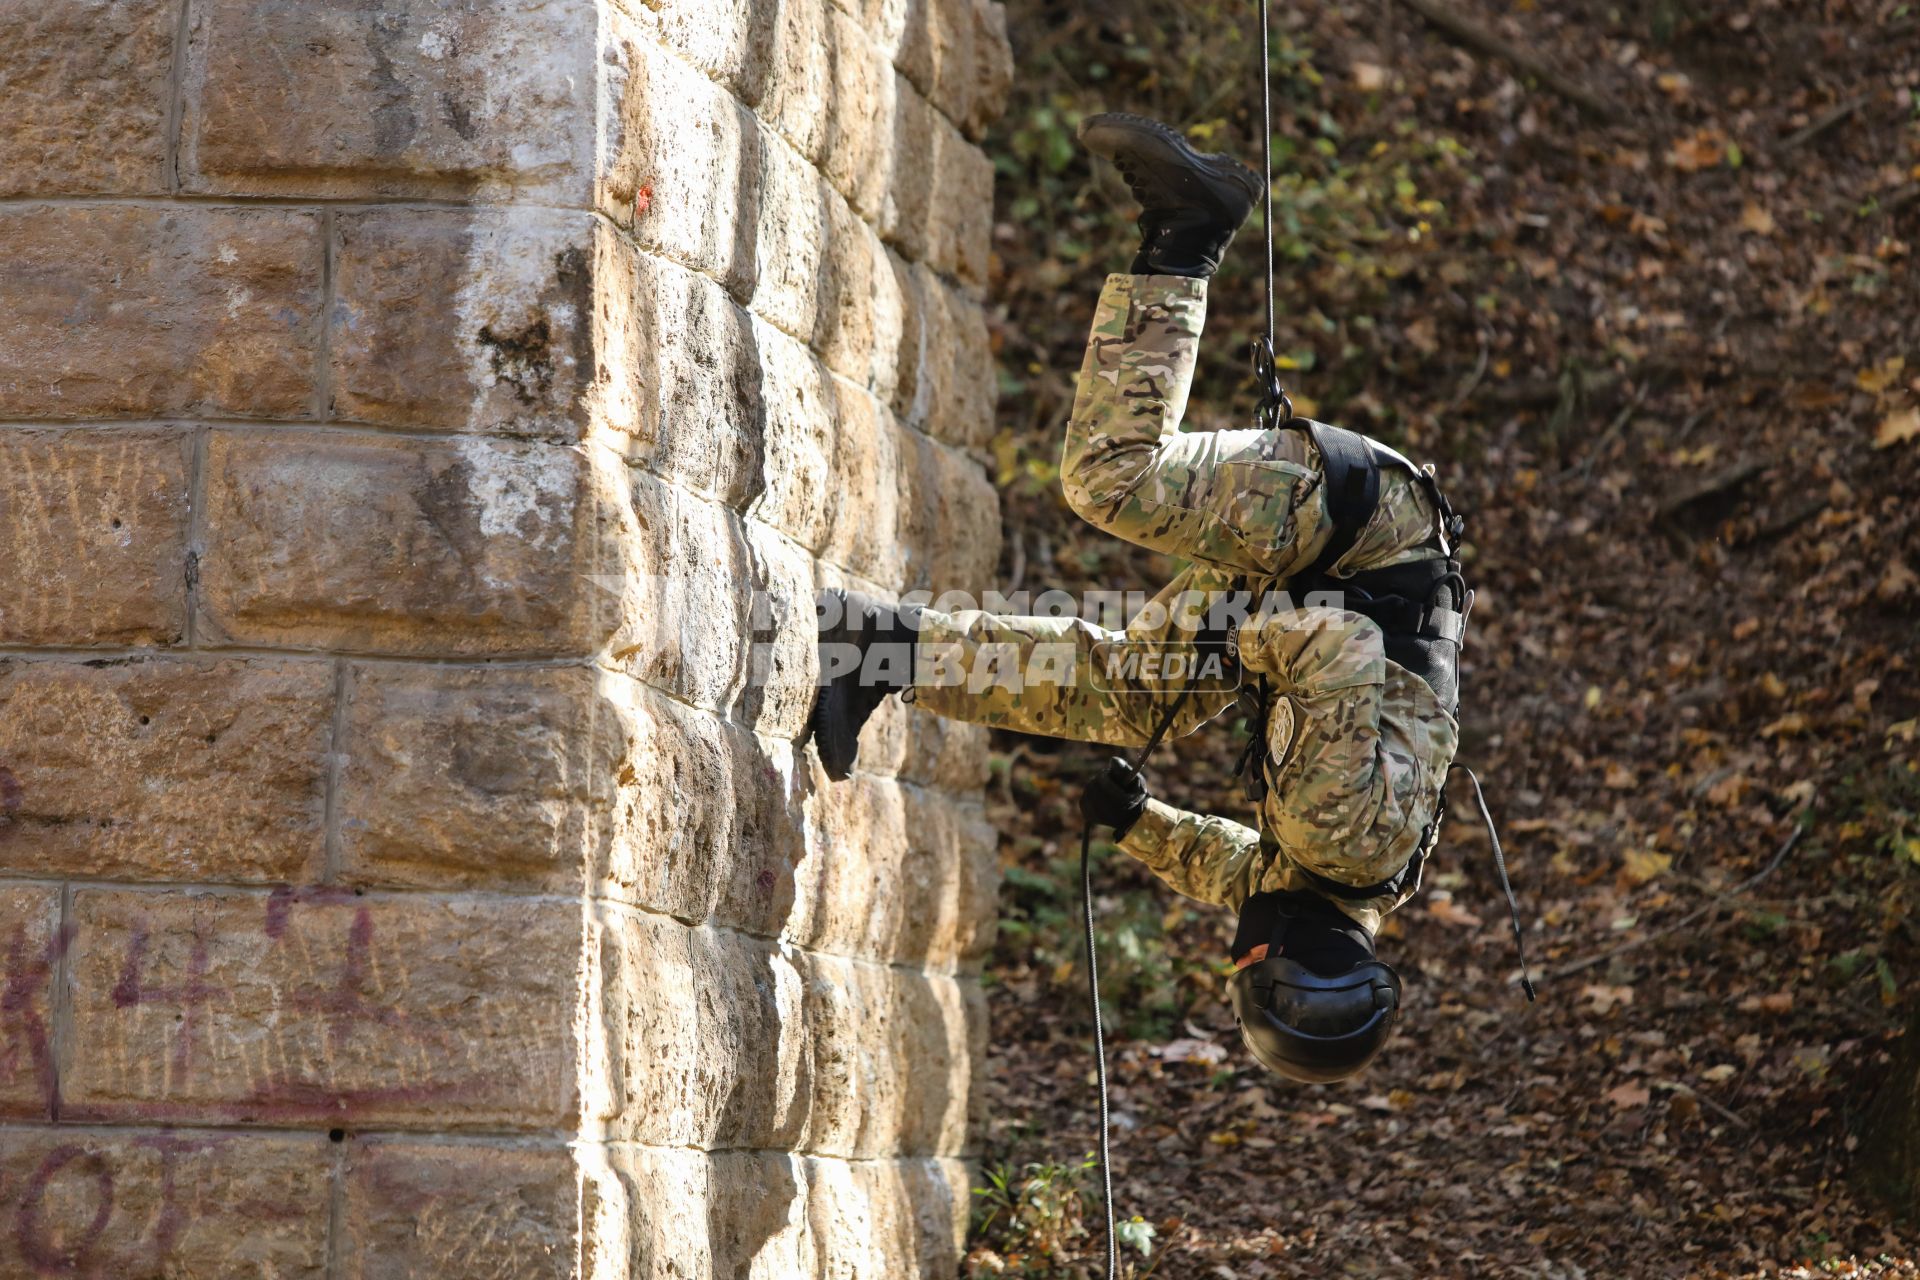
[977,1,1920,1276]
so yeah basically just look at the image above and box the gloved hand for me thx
[1081,757,1149,841]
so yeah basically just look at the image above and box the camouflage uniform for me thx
[912,274,1458,933]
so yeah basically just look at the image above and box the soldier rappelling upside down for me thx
[809,114,1491,1083]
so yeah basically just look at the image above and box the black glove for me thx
[1081,757,1149,841]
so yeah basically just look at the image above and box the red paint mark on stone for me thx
[129,1133,215,1260]
[111,921,216,1081]
[263,886,295,940]
[756,869,778,892]
[1,922,69,1118]
[289,906,399,1052]
[634,181,653,217]
[14,1145,112,1274]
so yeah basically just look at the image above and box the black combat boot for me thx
[1078,113,1264,279]
[809,588,920,782]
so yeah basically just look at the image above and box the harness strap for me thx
[1296,421,1382,580]
[1258,820,1433,905]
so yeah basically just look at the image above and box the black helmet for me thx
[1228,890,1402,1083]
[1229,954,1401,1083]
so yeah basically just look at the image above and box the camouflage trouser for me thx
[910,274,1458,924]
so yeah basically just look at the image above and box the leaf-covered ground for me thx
[966,2,1920,1276]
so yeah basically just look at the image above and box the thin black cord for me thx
[1083,682,1197,1279]
[1080,820,1118,1280]
[1249,0,1291,430]
[1260,0,1274,355]
[1452,763,1538,1001]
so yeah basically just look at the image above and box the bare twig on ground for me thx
[1781,94,1867,151]
[1656,459,1766,521]
[1564,382,1648,482]
[1392,0,1622,122]
[1550,826,1804,980]
[1446,333,1492,413]
[1749,494,1828,543]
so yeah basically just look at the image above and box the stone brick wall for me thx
[0,1,1008,1274]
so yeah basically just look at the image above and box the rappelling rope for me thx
[1251,0,1292,432]
[1080,683,1195,1280]
[1081,8,1286,1275]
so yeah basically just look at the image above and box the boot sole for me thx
[1078,112,1264,210]
[809,588,862,782]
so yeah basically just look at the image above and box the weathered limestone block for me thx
[593,909,701,1147]
[872,246,920,419]
[330,209,597,439]
[604,1145,713,1279]
[0,886,61,1119]
[604,681,807,930]
[692,929,813,1152]
[820,7,895,224]
[818,392,911,587]
[614,471,779,711]
[618,250,767,507]
[797,952,980,1158]
[751,320,840,555]
[598,916,979,1157]
[180,0,595,200]
[964,1,1015,141]
[603,1148,969,1280]
[0,657,332,883]
[64,889,583,1129]
[801,1157,970,1279]
[891,0,979,136]
[0,206,322,420]
[601,33,761,298]
[198,430,615,655]
[604,684,734,922]
[0,428,193,646]
[880,80,939,267]
[758,0,836,166]
[0,1127,331,1278]
[753,135,881,383]
[930,112,996,290]
[341,1139,580,1280]
[597,916,813,1152]
[708,1151,813,1280]
[643,0,773,101]
[911,261,998,449]
[789,775,910,959]
[787,774,995,969]
[736,519,820,740]
[893,428,1003,595]
[900,784,998,968]
[0,0,176,196]
[861,0,1012,144]
[854,691,994,793]
[338,663,628,892]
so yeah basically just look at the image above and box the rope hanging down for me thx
[1078,8,1283,1277]
[1080,683,1196,1280]
[1251,0,1292,432]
